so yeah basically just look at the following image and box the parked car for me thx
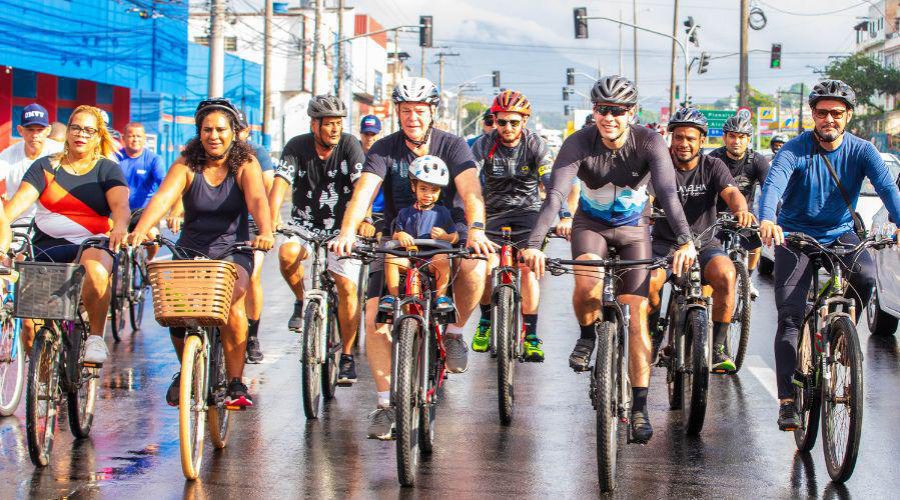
[867,171,900,336]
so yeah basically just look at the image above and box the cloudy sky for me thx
[349,0,874,114]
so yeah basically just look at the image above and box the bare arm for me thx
[105,185,131,250]
[238,158,273,239]
[0,207,11,253]
[339,172,381,236]
[720,186,748,214]
[131,161,190,239]
[267,176,291,224]
[453,168,486,227]
[4,184,40,223]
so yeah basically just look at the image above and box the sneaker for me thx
[288,300,304,331]
[225,378,254,408]
[523,335,545,362]
[630,409,654,444]
[367,407,395,440]
[338,354,357,384]
[83,336,108,365]
[246,336,264,364]
[711,344,736,373]
[166,372,181,407]
[778,401,800,431]
[750,284,760,300]
[443,334,469,373]
[379,295,396,312]
[569,337,595,372]
[471,320,491,353]
[434,296,455,313]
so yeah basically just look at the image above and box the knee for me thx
[83,260,110,287]
[279,243,304,267]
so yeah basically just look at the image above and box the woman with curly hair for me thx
[130,98,274,407]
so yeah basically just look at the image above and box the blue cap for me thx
[21,103,49,127]
[360,114,382,134]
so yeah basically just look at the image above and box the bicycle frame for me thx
[488,228,523,357]
[664,263,712,378]
[305,240,335,366]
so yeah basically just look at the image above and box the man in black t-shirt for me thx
[648,108,755,373]
[269,95,366,384]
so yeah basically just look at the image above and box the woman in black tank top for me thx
[130,99,274,408]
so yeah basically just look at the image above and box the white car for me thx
[867,170,900,335]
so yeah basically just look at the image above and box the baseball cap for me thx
[20,103,50,128]
[360,114,382,134]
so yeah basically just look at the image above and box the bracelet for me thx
[362,217,374,225]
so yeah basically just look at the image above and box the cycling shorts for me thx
[652,240,728,285]
[486,211,540,247]
[571,216,651,297]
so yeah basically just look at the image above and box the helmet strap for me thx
[403,122,433,148]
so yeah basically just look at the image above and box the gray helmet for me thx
[771,133,788,144]
[667,107,708,135]
[392,77,440,106]
[307,94,347,119]
[590,75,638,106]
[808,79,857,109]
[722,114,753,135]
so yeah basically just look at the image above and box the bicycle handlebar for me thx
[146,236,262,260]
[785,232,895,257]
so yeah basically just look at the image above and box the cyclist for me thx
[129,98,274,408]
[4,105,130,364]
[268,95,366,384]
[758,80,900,430]
[360,115,386,234]
[117,122,166,261]
[709,114,770,297]
[521,76,696,443]
[770,133,788,154]
[331,76,492,439]
[467,109,496,147]
[469,90,553,361]
[646,107,755,373]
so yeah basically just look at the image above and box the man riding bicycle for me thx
[770,134,788,154]
[522,76,697,443]
[758,80,900,431]
[268,95,366,384]
[646,107,755,373]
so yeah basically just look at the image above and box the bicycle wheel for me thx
[666,307,683,411]
[301,301,323,419]
[594,321,619,492]
[67,326,99,439]
[682,309,710,435]
[129,250,148,331]
[207,329,230,449]
[25,327,61,467]
[727,259,752,372]
[0,314,24,416]
[179,334,208,480]
[494,286,516,425]
[821,317,863,483]
[793,313,821,451]
[322,306,340,399]
[395,317,421,487]
[419,328,439,455]
[109,250,130,342]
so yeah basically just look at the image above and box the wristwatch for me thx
[362,217,374,225]
[469,222,485,231]
[559,209,573,219]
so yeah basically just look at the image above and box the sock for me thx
[632,387,649,413]
[580,323,596,340]
[446,324,464,337]
[748,267,755,278]
[524,314,538,338]
[248,319,260,339]
[648,310,661,336]
[713,321,729,347]
[479,303,491,322]
[377,391,390,408]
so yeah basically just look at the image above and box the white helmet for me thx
[392,77,440,106]
[409,155,449,187]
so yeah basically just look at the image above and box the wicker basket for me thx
[147,260,237,327]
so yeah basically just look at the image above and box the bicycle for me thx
[718,214,761,373]
[19,237,117,467]
[109,243,151,341]
[353,239,475,487]
[788,232,895,483]
[145,237,256,480]
[545,253,667,492]
[0,225,34,416]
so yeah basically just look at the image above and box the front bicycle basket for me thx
[147,260,237,327]
[13,261,86,321]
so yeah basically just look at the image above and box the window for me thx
[96,83,113,104]
[57,107,74,126]
[58,77,77,100]
[193,36,238,51]
[12,69,36,98]
[11,105,24,138]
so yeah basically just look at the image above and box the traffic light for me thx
[684,16,699,45]
[564,105,573,116]
[698,52,710,74]
[492,71,500,87]
[566,67,575,86]
[563,87,570,101]
[770,43,782,69]
[419,16,433,48]
[574,7,588,39]
[675,85,680,99]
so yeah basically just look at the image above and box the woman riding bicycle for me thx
[4,104,130,365]
[129,98,274,407]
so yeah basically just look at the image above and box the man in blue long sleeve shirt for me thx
[758,80,900,432]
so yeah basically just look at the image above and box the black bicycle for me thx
[109,243,151,341]
[718,214,761,372]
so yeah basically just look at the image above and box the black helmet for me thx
[195,97,242,129]
[590,75,638,106]
[771,133,788,144]
[667,107,708,135]
[307,94,348,119]
[722,114,753,135]
[808,79,857,109]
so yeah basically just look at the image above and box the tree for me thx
[825,53,900,112]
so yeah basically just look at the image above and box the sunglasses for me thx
[484,118,494,126]
[593,105,630,117]
[496,118,522,128]
[813,108,847,120]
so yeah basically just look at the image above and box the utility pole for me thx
[668,0,678,116]
[421,46,426,77]
[392,29,400,133]
[632,0,639,85]
[336,0,344,98]
[312,0,322,95]
[208,0,225,97]
[435,51,459,95]
[798,83,805,133]
[262,0,273,144]
[739,0,749,107]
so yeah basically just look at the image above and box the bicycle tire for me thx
[67,326,98,439]
[25,328,60,467]
[0,314,25,416]
[419,327,439,455]
[180,334,207,480]
[395,317,421,487]
[683,309,710,435]
[495,286,516,425]
[129,250,148,331]
[321,306,340,400]
[109,250,130,342]
[793,313,821,451]
[594,321,619,492]
[729,259,752,372]
[821,317,863,483]
[208,329,230,449]
[666,307,683,411]
[301,301,323,419]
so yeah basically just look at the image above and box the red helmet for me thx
[490,90,532,116]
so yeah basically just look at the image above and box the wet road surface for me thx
[1,238,899,498]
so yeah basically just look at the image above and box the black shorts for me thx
[129,208,161,233]
[570,216,652,297]
[652,240,728,284]
[486,211,539,247]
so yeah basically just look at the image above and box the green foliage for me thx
[825,53,900,112]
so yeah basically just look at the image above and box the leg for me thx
[773,245,813,402]
[430,255,451,296]
[568,221,611,371]
[80,248,114,337]
[245,251,265,362]
[472,254,498,353]
[705,254,738,372]
[278,240,309,301]
[220,267,250,379]
[384,256,407,297]
[648,268,667,315]
[834,232,876,320]
[365,294,395,439]
[747,246,761,271]
[443,258,487,373]
[331,273,360,354]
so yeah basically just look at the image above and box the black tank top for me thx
[177,169,249,258]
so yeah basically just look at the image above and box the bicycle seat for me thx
[382,239,453,251]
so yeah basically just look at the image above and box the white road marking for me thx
[745,354,779,401]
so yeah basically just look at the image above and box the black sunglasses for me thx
[496,118,522,128]
[813,108,847,120]
[484,117,494,125]
[593,105,630,117]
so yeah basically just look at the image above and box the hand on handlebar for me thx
[252,232,275,251]
[759,220,784,247]
[671,240,697,277]
[108,225,127,251]
[358,221,376,238]
[466,229,497,256]
[733,210,757,228]
[329,232,358,257]
[556,217,573,240]
[521,248,547,279]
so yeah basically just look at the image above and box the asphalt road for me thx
[1,237,899,498]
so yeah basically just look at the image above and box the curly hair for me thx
[181,108,255,175]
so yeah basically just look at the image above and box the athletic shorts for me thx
[486,211,540,247]
[571,216,652,297]
[652,240,728,285]
[286,235,362,283]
